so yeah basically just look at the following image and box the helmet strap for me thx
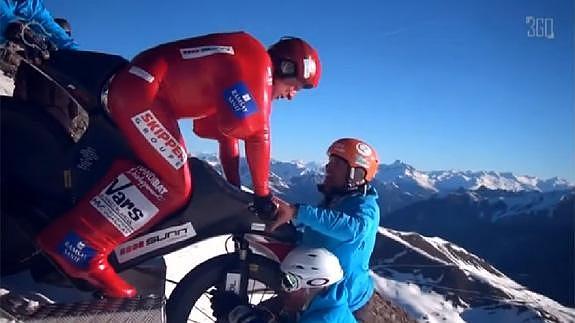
[346,167,366,190]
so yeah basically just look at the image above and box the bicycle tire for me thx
[166,252,282,323]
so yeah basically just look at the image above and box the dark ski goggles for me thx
[281,272,301,292]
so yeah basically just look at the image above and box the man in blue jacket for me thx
[269,138,381,320]
[0,0,76,49]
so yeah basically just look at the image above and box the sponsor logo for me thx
[57,232,96,268]
[131,110,187,170]
[126,166,168,200]
[179,46,235,59]
[356,143,372,157]
[90,174,159,237]
[77,146,99,171]
[250,223,266,232]
[303,57,317,79]
[114,222,196,263]
[307,278,330,287]
[128,66,155,83]
[223,82,258,119]
[225,273,241,294]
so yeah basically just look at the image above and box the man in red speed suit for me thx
[36,32,321,297]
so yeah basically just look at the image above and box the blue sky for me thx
[45,0,574,181]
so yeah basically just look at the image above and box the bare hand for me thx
[266,197,297,232]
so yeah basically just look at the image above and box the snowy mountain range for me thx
[379,160,573,193]
[196,152,573,195]
[194,152,573,215]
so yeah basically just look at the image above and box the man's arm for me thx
[244,130,270,196]
[193,116,241,187]
[219,136,241,187]
[217,78,272,197]
[29,0,77,49]
[293,199,378,242]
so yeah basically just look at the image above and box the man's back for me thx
[296,188,380,311]
[130,31,272,120]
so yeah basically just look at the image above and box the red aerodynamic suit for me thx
[36,32,275,297]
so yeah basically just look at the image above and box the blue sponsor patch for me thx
[57,232,96,269]
[223,82,258,119]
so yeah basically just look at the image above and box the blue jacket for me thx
[293,186,380,312]
[300,282,356,323]
[0,0,77,49]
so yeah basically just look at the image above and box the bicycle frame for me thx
[109,157,297,272]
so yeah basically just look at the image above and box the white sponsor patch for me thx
[128,66,155,83]
[250,223,266,232]
[356,143,372,157]
[131,110,187,170]
[225,273,242,295]
[266,66,273,86]
[303,57,317,79]
[114,222,196,263]
[179,46,235,59]
[90,174,159,237]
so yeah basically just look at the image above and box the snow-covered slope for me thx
[371,228,575,323]
[486,189,572,220]
[377,160,438,193]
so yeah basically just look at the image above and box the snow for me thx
[0,71,14,96]
[378,228,451,266]
[163,235,232,298]
[377,160,439,193]
[377,228,575,323]
[372,272,466,323]
[488,190,570,220]
[383,250,409,263]
[427,170,573,193]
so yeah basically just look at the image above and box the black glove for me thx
[211,290,246,320]
[251,194,278,221]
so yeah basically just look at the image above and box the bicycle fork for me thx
[223,234,251,298]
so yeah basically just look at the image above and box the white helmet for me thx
[280,247,344,292]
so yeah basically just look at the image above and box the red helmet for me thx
[268,37,321,89]
[327,138,379,185]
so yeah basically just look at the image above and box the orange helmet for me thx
[327,138,379,186]
[268,37,321,89]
